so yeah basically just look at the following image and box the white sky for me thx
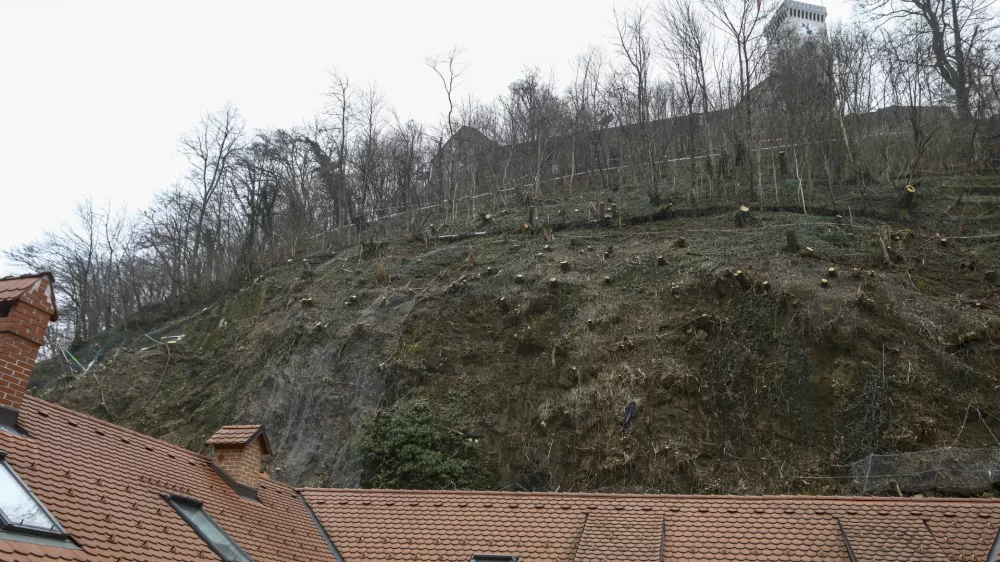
[0,0,852,275]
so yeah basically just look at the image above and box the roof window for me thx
[471,556,520,562]
[165,495,253,562]
[0,452,68,539]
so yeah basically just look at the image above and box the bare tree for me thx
[702,0,773,178]
[179,103,244,292]
[858,0,998,120]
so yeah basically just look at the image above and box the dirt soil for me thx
[35,175,1000,495]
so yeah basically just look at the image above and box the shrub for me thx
[355,397,488,489]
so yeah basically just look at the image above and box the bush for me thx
[355,397,489,489]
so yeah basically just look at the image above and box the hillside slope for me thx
[34,179,1000,495]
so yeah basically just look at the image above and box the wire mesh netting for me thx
[846,447,1000,495]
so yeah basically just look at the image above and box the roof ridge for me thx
[0,272,54,282]
[297,487,1000,503]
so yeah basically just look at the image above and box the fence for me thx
[846,447,1000,495]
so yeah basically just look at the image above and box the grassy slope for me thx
[36,176,1000,495]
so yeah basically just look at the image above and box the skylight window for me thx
[0,452,67,539]
[471,556,519,562]
[165,495,253,562]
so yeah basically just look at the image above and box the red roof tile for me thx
[300,488,1000,562]
[0,397,337,562]
[206,424,270,453]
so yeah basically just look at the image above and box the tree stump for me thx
[800,246,819,259]
[900,185,916,208]
[673,237,687,248]
[548,277,559,289]
[514,274,525,284]
[560,261,571,272]
[734,270,752,290]
[827,267,837,279]
[820,278,830,288]
[598,201,606,222]
[734,206,752,227]
[657,255,666,266]
[528,206,536,229]
[603,276,612,285]
[784,230,800,253]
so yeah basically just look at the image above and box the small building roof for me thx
[206,424,270,454]
[0,273,58,321]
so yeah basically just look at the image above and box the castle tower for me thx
[765,0,828,52]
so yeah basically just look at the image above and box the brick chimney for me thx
[0,273,58,427]
[206,424,270,498]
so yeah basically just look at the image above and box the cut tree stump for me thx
[548,277,559,289]
[673,237,687,248]
[514,274,525,284]
[820,278,830,288]
[603,276,612,285]
[900,184,916,208]
[657,255,666,266]
[784,230,800,253]
[734,206,752,227]
[560,261,571,272]
[827,267,837,278]
[734,270,752,290]
[800,246,819,259]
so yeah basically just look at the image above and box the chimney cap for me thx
[0,273,58,321]
[206,424,270,454]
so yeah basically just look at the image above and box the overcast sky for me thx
[0,0,852,275]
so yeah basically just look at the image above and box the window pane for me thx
[0,463,59,532]
[173,501,252,562]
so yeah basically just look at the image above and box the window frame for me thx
[0,451,70,540]
[163,494,254,562]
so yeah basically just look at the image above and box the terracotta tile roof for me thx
[206,424,270,453]
[0,397,338,562]
[300,488,1000,562]
[0,273,58,320]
